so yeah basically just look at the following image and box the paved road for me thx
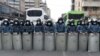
[0,51,99,56]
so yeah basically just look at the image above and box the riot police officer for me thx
[67,20,76,32]
[19,20,25,34]
[88,18,99,52]
[2,19,13,50]
[13,19,22,50]
[67,20,78,51]
[55,18,66,51]
[77,20,88,51]
[44,20,55,51]
[22,20,32,50]
[34,19,44,50]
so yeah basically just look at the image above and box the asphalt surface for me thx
[0,51,100,56]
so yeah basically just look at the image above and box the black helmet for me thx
[2,20,9,26]
[46,20,53,26]
[58,18,64,24]
[36,19,42,25]
[69,20,74,26]
[77,20,81,25]
[81,20,85,25]
[20,20,25,26]
[97,19,100,25]
[70,22,74,26]
[92,21,97,25]
[25,20,31,26]
[14,20,19,26]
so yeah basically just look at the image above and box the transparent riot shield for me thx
[33,32,43,51]
[56,33,66,51]
[44,33,55,51]
[2,33,12,50]
[13,33,22,50]
[79,33,88,51]
[67,32,78,51]
[22,32,32,50]
[88,33,99,52]
[0,33,2,50]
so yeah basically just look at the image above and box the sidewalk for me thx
[0,51,99,56]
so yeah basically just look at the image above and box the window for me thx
[69,14,84,19]
[78,2,80,7]
[83,7,88,11]
[93,7,98,11]
[72,0,75,3]
[27,10,42,17]
[71,5,75,10]
[8,0,19,2]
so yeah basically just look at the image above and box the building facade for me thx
[0,0,51,17]
[0,2,24,20]
[72,0,100,17]
[0,0,49,11]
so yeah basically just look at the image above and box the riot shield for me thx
[79,33,88,51]
[0,33,2,50]
[67,32,78,51]
[56,33,66,51]
[44,33,55,51]
[88,33,99,52]
[33,32,43,51]
[2,33,13,50]
[22,32,32,50]
[13,33,22,50]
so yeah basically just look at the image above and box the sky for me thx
[43,0,71,21]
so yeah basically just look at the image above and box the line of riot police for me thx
[0,18,100,52]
